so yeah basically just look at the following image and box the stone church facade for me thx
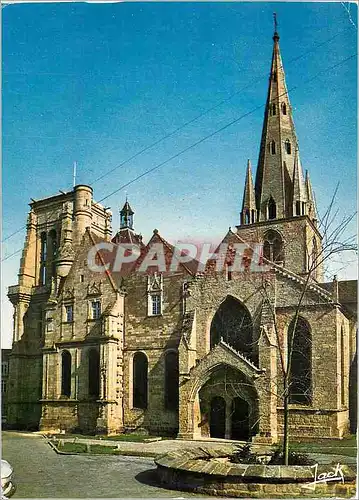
[6,28,357,442]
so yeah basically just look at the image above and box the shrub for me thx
[231,444,263,464]
[268,448,315,465]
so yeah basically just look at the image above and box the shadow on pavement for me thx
[135,468,164,487]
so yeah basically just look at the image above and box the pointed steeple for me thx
[292,149,307,216]
[240,160,256,225]
[254,15,300,221]
[305,170,317,221]
[120,199,134,230]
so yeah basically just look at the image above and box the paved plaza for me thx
[2,431,356,498]
[1,431,200,498]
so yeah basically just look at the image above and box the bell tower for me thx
[236,16,322,280]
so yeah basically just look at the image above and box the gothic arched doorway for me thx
[210,296,255,361]
[231,397,250,440]
[210,396,226,438]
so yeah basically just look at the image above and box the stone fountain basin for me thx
[155,446,356,498]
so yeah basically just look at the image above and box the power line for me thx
[2,225,26,242]
[1,25,354,243]
[97,52,357,204]
[90,26,353,186]
[2,51,356,263]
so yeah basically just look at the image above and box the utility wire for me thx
[89,26,353,186]
[1,25,354,243]
[2,51,356,263]
[97,52,357,204]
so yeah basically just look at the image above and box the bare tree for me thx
[196,186,356,465]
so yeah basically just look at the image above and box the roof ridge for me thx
[271,262,333,300]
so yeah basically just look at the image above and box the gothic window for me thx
[91,300,101,319]
[49,230,57,278]
[296,200,301,216]
[133,352,148,409]
[164,351,179,411]
[61,350,71,397]
[270,103,276,116]
[244,210,250,224]
[281,102,287,115]
[39,232,47,286]
[251,209,255,223]
[210,296,255,362]
[285,139,292,154]
[340,326,345,406]
[65,305,73,323]
[263,230,284,263]
[268,197,277,220]
[1,362,8,377]
[147,274,163,316]
[40,266,47,286]
[288,317,312,404]
[40,232,47,261]
[270,140,276,155]
[263,240,271,261]
[226,263,232,281]
[88,348,100,398]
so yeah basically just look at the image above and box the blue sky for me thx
[1,2,357,347]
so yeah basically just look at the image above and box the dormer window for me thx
[91,300,101,320]
[270,103,276,116]
[270,140,276,155]
[281,102,287,115]
[147,274,163,316]
[151,294,161,315]
[272,71,277,82]
[65,305,74,323]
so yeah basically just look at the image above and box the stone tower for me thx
[6,186,112,429]
[237,23,322,281]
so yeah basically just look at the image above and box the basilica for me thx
[6,27,357,441]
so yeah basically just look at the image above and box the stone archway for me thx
[197,364,258,441]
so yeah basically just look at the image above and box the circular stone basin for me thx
[155,446,356,498]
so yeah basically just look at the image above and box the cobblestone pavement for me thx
[1,431,201,498]
[2,431,356,498]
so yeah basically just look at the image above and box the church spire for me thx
[240,160,256,224]
[254,15,299,221]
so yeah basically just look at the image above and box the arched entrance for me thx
[198,365,258,441]
[210,396,226,438]
[231,397,250,440]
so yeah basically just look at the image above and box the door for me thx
[231,397,250,441]
[210,396,226,438]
